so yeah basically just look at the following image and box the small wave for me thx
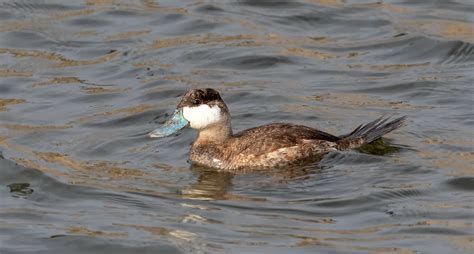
[439,41,474,64]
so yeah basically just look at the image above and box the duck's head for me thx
[149,88,230,138]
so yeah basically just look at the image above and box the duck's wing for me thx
[231,123,339,156]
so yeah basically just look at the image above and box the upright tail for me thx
[336,115,406,151]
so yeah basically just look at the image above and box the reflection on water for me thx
[0,0,473,253]
[183,166,235,200]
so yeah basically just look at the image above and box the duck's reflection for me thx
[181,163,323,201]
[181,165,234,200]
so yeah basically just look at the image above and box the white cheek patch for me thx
[182,104,222,129]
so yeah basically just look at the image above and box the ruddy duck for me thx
[149,88,406,171]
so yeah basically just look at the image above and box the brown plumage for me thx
[154,88,406,172]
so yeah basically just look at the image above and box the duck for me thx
[149,88,406,172]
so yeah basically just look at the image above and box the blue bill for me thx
[149,109,189,138]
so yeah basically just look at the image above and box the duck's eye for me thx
[192,99,201,105]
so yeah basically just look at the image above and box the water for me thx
[0,0,473,253]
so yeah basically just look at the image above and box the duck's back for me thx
[232,123,339,155]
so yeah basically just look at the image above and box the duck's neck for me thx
[195,123,233,145]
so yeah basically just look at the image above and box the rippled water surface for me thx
[1,0,473,253]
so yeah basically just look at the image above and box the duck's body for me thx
[150,88,405,171]
[189,123,339,171]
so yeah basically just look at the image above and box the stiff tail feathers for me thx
[336,115,406,150]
